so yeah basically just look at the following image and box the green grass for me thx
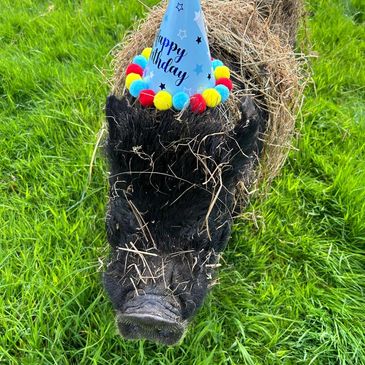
[0,0,364,363]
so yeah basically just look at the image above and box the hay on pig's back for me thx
[111,0,305,198]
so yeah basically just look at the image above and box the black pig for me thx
[103,93,266,345]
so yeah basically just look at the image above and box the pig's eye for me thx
[169,270,191,295]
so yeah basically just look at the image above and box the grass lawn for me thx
[0,0,364,364]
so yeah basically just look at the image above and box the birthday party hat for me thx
[125,0,233,113]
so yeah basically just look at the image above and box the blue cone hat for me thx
[126,0,232,112]
[143,0,214,96]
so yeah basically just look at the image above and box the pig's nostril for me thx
[118,321,141,336]
[157,328,174,339]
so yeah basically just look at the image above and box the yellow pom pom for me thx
[125,73,142,89]
[214,66,231,80]
[141,47,152,60]
[202,88,222,108]
[154,91,173,110]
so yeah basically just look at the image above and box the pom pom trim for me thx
[125,48,233,113]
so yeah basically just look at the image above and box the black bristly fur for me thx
[103,93,266,326]
[106,95,263,252]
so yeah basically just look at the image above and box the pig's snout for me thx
[117,294,186,345]
[104,249,217,345]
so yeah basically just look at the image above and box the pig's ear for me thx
[229,96,265,158]
[105,94,132,143]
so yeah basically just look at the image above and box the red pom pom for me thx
[216,78,233,91]
[139,89,156,107]
[126,64,144,77]
[190,94,207,114]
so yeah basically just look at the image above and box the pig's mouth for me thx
[116,293,187,345]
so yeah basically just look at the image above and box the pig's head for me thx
[103,94,265,345]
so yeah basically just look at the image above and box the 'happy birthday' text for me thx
[150,35,189,87]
